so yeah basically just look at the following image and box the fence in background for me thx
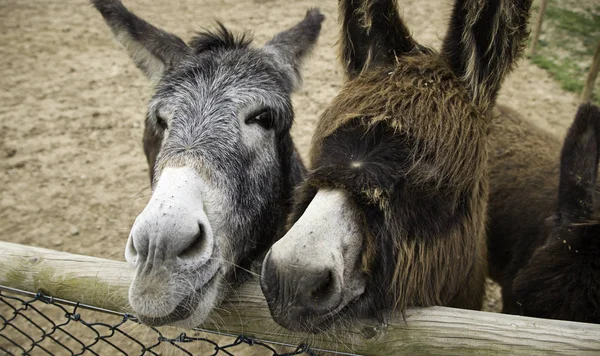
[582,41,600,103]
[528,0,599,103]
[1,241,600,356]
[529,0,548,57]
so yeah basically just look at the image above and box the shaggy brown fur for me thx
[296,54,490,318]
[339,0,422,78]
[442,0,531,111]
[488,103,600,322]
[282,0,531,325]
[310,56,486,191]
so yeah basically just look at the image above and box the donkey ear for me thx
[558,103,600,220]
[264,9,325,91]
[91,0,190,83]
[441,0,532,110]
[340,0,419,79]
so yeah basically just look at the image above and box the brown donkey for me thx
[488,103,600,323]
[260,0,531,332]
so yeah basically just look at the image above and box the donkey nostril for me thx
[178,224,207,259]
[302,269,338,309]
[125,232,143,267]
[127,235,139,258]
[310,270,333,301]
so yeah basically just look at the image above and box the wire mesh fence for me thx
[0,285,323,356]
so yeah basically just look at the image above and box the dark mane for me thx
[189,22,253,54]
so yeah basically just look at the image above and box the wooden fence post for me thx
[529,0,549,57]
[582,40,600,103]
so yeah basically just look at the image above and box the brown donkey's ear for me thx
[339,0,419,79]
[441,0,532,110]
[558,103,600,220]
[92,0,191,83]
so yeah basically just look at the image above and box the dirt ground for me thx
[0,0,584,353]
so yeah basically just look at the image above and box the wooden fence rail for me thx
[1,241,599,355]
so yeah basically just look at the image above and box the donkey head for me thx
[261,0,531,332]
[512,103,600,322]
[92,0,323,327]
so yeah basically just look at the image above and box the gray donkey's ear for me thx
[264,8,325,91]
[92,0,191,83]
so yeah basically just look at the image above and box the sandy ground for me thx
[0,0,584,354]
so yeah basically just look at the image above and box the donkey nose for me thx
[261,253,342,316]
[125,167,215,270]
[125,210,214,269]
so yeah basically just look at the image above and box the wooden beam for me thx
[1,241,599,355]
[529,0,548,57]
[0,241,133,312]
[582,40,600,103]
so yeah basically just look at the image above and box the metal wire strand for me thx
[0,285,339,356]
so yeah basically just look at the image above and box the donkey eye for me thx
[245,109,274,130]
[156,115,168,130]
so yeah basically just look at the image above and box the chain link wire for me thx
[0,286,323,356]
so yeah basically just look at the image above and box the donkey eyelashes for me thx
[156,115,169,130]
[152,107,170,130]
[245,108,275,130]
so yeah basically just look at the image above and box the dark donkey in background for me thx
[261,0,531,332]
[488,103,600,323]
[91,0,324,327]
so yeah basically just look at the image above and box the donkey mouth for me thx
[136,266,222,327]
[273,297,357,334]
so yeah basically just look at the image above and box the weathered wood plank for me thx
[1,241,599,355]
[0,241,133,312]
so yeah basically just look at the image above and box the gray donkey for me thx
[91,0,323,327]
